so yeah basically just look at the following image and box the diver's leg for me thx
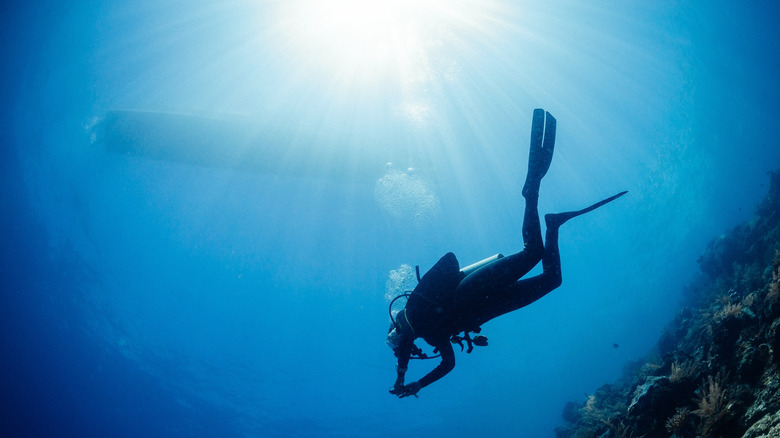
[453,203,545,316]
[453,198,544,314]
[477,191,628,322]
[521,166,544,256]
[452,111,560,316]
[455,112,557,299]
[457,247,540,297]
[478,221,563,323]
[519,185,544,262]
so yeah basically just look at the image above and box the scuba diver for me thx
[386,109,627,399]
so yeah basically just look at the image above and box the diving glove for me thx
[398,381,421,398]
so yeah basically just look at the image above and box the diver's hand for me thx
[398,381,421,398]
[389,383,405,395]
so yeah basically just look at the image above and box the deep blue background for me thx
[3,1,780,437]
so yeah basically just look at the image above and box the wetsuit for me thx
[389,109,625,397]
[393,208,564,390]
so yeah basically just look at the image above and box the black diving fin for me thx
[524,109,557,198]
[546,191,628,228]
[572,190,627,216]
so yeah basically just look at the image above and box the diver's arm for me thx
[394,350,411,388]
[390,342,413,394]
[418,341,455,389]
[397,341,455,397]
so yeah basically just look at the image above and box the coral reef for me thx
[556,171,780,438]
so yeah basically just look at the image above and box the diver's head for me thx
[386,326,402,350]
[386,319,414,353]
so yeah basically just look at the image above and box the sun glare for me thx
[277,0,498,84]
[280,0,432,76]
[266,0,512,130]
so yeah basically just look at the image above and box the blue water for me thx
[3,1,780,437]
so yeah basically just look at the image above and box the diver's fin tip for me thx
[550,190,629,227]
[580,190,628,214]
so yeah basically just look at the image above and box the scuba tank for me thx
[460,253,504,276]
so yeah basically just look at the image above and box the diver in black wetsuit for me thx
[386,109,626,398]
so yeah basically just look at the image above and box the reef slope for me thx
[556,171,780,438]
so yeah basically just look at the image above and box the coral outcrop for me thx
[556,170,780,438]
